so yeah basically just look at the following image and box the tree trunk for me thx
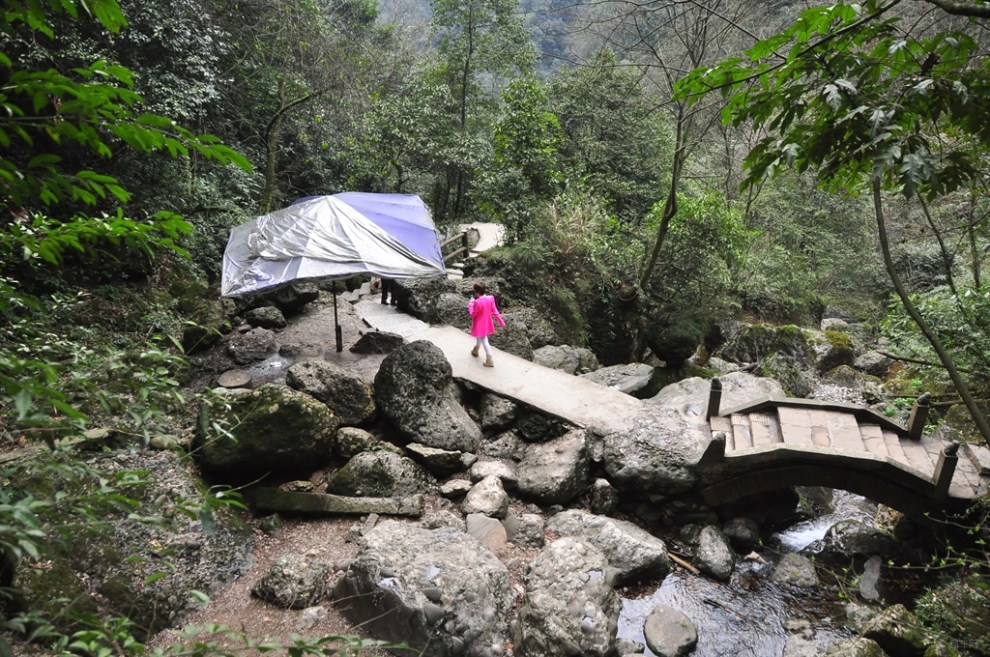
[873,179,990,446]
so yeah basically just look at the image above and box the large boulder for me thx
[861,604,927,657]
[502,307,560,350]
[374,341,482,452]
[516,429,589,505]
[692,525,735,581]
[332,521,514,657]
[545,510,670,583]
[490,322,535,361]
[397,276,456,322]
[719,323,814,367]
[286,359,376,426]
[251,553,331,609]
[515,536,621,657]
[226,327,277,365]
[644,605,698,657]
[194,383,340,477]
[597,407,703,496]
[648,371,785,414]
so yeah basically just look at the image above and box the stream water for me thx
[617,489,878,657]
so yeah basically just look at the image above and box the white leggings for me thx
[475,336,492,357]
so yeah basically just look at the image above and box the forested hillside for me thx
[2,0,990,654]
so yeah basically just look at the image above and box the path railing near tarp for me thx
[440,230,471,265]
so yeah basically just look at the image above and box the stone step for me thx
[777,407,815,447]
[859,423,888,458]
[821,410,865,452]
[900,440,936,475]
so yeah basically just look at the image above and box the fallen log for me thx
[253,488,425,517]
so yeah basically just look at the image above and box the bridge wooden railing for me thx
[440,230,470,265]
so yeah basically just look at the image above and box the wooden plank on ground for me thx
[860,424,887,457]
[777,407,814,446]
[253,488,425,517]
[731,413,752,449]
[750,411,782,447]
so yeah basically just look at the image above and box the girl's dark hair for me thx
[473,282,486,295]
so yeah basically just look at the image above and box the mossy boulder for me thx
[194,383,340,477]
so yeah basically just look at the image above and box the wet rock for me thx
[193,383,339,477]
[643,604,697,657]
[516,429,589,505]
[333,521,513,657]
[693,525,735,581]
[374,340,482,452]
[770,553,820,589]
[546,510,670,584]
[722,516,760,552]
[858,555,882,602]
[515,537,620,657]
[251,553,331,609]
[286,359,376,426]
[862,604,927,657]
[822,519,897,558]
[824,637,889,656]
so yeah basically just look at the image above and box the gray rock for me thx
[648,371,785,416]
[479,393,519,431]
[693,525,735,581]
[466,513,508,554]
[546,510,670,583]
[533,345,582,374]
[479,431,527,460]
[226,327,277,365]
[501,307,560,350]
[349,330,404,354]
[462,474,510,518]
[439,479,473,499]
[262,281,319,315]
[469,459,518,485]
[784,634,822,657]
[245,305,287,329]
[822,519,896,558]
[719,323,814,367]
[859,555,882,602]
[599,407,702,496]
[395,275,456,322]
[286,359,376,426]
[821,317,851,332]
[194,383,339,476]
[404,442,467,478]
[589,478,618,515]
[861,604,927,657]
[251,553,331,609]
[515,537,620,657]
[335,427,377,459]
[490,322,535,361]
[327,451,436,498]
[855,350,893,378]
[333,521,513,657]
[643,604,697,657]
[516,429,589,505]
[503,513,545,548]
[582,363,656,398]
[722,517,760,552]
[374,340,482,452]
[771,553,820,589]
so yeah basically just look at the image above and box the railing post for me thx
[933,441,959,499]
[699,432,726,465]
[907,392,933,440]
[461,230,469,255]
[707,377,722,419]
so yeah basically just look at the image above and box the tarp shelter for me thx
[221,192,446,350]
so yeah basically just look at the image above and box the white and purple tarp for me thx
[221,192,446,298]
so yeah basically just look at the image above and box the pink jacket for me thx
[468,294,505,338]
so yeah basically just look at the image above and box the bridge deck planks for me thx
[881,428,908,463]
[749,411,782,447]
[777,407,815,447]
[823,411,866,452]
[860,424,887,457]
[731,413,753,449]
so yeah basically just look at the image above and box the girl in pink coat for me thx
[468,282,506,367]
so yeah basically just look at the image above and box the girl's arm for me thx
[492,301,506,327]
[468,298,478,317]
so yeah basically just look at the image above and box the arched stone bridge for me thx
[697,379,989,519]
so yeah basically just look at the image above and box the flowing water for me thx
[617,489,878,657]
